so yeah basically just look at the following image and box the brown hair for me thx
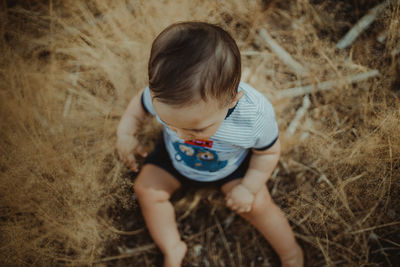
[148,21,241,107]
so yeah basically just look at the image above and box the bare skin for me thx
[221,179,304,267]
[134,164,187,267]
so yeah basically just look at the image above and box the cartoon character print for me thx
[173,142,227,172]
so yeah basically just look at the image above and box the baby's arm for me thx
[242,138,281,194]
[116,90,150,171]
[225,139,281,212]
[118,89,149,136]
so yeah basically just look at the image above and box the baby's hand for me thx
[225,184,254,213]
[116,133,148,172]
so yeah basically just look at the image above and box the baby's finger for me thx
[118,151,127,162]
[128,161,138,171]
[126,154,135,163]
[132,163,139,172]
[239,206,250,213]
[236,204,245,212]
[136,145,148,158]
[120,154,128,165]
[231,204,239,211]
[126,154,138,172]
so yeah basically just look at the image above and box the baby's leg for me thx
[134,164,187,267]
[221,180,303,267]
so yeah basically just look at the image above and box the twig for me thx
[336,1,389,49]
[295,233,359,258]
[177,192,202,221]
[373,234,394,267]
[318,174,355,219]
[270,168,280,196]
[184,224,218,242]
[350,221,400,235]
[286,94,311,137]
[54,243,156,264]
[297,210,313,225]
[259,28,308,76]
[63,94,73,118]
[94,244,156,263]
[223,212,236,229]
[215,216,236,267]
[341,173,365,189]
[96,215,145,235]
[316,238,333,266]
[277,70,379,99]
[236,241,243,267]
[381,238,400,248]
[63,72,79,118]
[49,0,54,74]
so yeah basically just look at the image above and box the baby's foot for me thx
[163,241,187,267]
[281,244,304,267]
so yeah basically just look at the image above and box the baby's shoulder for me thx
[237,82,275,120]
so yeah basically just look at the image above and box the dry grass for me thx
[0,0,399,266]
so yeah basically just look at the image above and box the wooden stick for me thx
[277,70,380,99]
[286,94,311,137]
[215,216,235,267]
[94,244,156,263]
[259,28,308,76]
[63,94,72,118]
[336,1,388,49]
[350,221,400,235]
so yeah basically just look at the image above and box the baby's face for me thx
[152,97,236,141]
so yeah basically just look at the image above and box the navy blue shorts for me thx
[143,138,252,188]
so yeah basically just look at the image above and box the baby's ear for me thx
[229,91,244,108]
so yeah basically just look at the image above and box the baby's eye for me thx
[191,129,204,133]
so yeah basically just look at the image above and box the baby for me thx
[117,21,303,267]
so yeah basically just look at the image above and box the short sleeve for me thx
[252,97,279,150]
[141,86,156,116]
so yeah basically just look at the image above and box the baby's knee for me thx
[134,176,171,203]
[133,178,147,199]
[249,188,275,215]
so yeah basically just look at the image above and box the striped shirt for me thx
[141,82,279,182]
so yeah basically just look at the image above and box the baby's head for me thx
[148,22,243,140]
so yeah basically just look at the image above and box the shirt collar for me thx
[225,102,238,119]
